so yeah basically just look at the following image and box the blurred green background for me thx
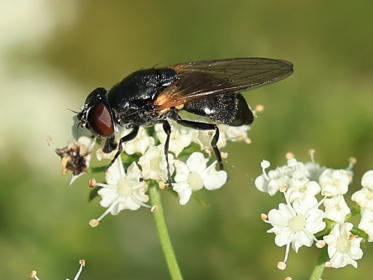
[0,0,372,279]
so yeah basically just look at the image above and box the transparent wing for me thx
[155,57,293,110]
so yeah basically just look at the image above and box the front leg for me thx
[106,125,139,170]
[162,120,173,187]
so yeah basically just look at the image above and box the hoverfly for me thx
[77,58,293,185]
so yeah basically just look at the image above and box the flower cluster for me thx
[255,151,372,271]
[57,119,252,226]
[30,259,85,280]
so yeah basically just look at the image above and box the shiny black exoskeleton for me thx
[77,58,293,186]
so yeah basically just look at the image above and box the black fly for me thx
[77,58,293,185]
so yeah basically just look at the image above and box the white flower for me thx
[286,178,321,203]
[173,152,227,205]
[96,145,117,161]
[358,208,373,242]
[121,127,155,155]
[319,169,351,196]
[138,145,174,181]
[155,121,197,157]
[266,195,325,266]
[323,195,351,223]
[351,188,373,211]
[304,161,326,181]
[255,160,291,196]
[90,157,149,226]
[361,170,373,191]
[323,222,363,268]
[255,158,312,196]
[195,124,250,152]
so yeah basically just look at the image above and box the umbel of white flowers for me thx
[255,150,373,271]
[56,119,253,227]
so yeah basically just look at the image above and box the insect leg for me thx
[170,114,224,170]
[103,136,117,153]
[162,120,173,187]
[106,125,139,170]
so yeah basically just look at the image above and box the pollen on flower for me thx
[286,152,294,160]
[89,219,100,227]
[308,149,316,160]
[151,205,158,212]
[279,185,287,193]
[284,277,292,280]
[245,138,252,144]
[277,261,287,270]
[88,178,97,188]
[316,240,326,248]
[79,259,86,266]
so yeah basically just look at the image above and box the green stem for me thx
[308,247,328,280]
[149,184,183,280]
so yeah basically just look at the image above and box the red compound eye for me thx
[88,103,114,136]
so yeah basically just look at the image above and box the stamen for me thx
[151,205,158,212]
[255,104,264,113]
[88,178,97,188]
[158,181,166,190]
[325,261,332,268]
[69,174,84,186]
[221,152,228,159]
[347,157,357,170]
[285,277,292,280]
[261,213,269,222]
[283,242,291,264]
[261,160,270,180]
[89,219,100,227]
[316,240,326,248]
[308,149,316,162]
[73,260,86,280]
[286,152,295,160]
[349,233,356,240]
[245,138,252,144]
[131,194,151,208]
[30,270,40,280]
[279,186,288,193]
[317,196,327,208]
[277,261,287,270]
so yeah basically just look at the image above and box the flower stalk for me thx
[149,182,183,280]
[309,247,328,280]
